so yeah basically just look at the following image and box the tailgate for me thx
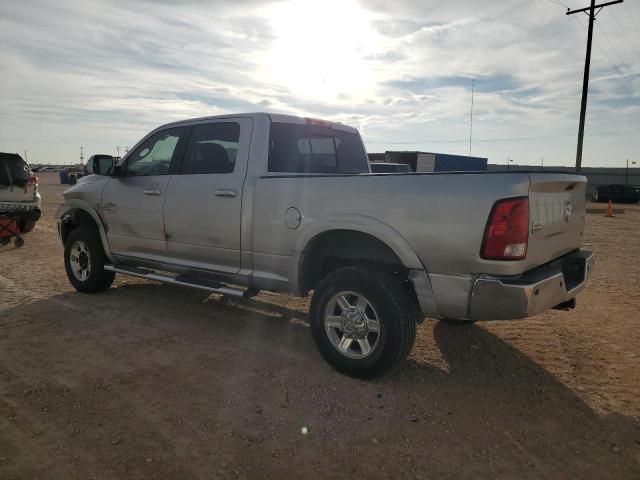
[526,173,586,269]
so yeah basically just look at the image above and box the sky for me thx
[0,0,639,167]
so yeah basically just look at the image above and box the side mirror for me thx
[87,155,115,176]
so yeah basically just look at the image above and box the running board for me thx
[104,264,257,298]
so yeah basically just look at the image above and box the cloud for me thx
[0,0,638,166]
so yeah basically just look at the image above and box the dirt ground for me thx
[1,173,639,479]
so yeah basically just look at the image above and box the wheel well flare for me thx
[298,230,407,294]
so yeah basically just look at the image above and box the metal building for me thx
[369,151,488,172]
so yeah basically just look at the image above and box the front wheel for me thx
[310,266,417,379]
[64,226,115,293]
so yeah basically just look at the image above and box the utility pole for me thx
[80,146,84,163]
[469,79,475,156]
[567,0,623,173]
[506,156,514,170]
[24,149,28,162]
[626,158,637,185]
[116,146,121,157]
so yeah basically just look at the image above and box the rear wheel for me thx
[64,226,114,293]
[310,265,417,379]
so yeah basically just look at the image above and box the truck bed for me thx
[252,171,586,277]
[251,170,586,319]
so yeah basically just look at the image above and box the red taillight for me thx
[481,197,529,260]
[25,175,38,194]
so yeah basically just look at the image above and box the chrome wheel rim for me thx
[324,291,381,359]
[69,240,91,282]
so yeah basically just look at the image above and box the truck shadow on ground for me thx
[1,283,639,479]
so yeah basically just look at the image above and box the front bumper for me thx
[469,249,594,321]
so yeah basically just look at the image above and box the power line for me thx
[367,127,640,145]
[545,0,569,8]
[541,1,628,74]
[572,15,625,74]
[594,20,631,72]
[610,9,640,62]
[623,0,640,34]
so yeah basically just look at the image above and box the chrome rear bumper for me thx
[469,249,594,321]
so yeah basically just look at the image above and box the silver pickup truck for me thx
[56,113,593,378]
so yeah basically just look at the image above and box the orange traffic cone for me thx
[606,200,615,217]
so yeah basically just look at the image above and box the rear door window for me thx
[268,122,368,174]
[180,122,241,174]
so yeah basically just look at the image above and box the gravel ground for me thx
[1,173,639,479]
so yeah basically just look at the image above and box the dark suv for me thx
[592,184,640,204]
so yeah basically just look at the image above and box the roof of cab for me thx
[158,112,358,134]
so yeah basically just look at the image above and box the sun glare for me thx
[265,0,379,102]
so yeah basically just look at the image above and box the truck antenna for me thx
[469,78,475,156]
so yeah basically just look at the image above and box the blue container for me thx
[59,169,70,184]
[433,153,488,172]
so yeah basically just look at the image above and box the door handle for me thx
[143,189,162,196]
[214,189,237,198]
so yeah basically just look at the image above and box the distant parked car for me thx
[369,162,412,173]
[592,184,640,204]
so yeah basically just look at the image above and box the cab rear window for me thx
[0,153,32,187]
[268,122,368,174]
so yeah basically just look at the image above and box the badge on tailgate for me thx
[564,200,572,223]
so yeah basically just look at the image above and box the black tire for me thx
[64,226,115,293]
[309,265,417,379]
[439,318,475,326]
[20,220,36,234]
